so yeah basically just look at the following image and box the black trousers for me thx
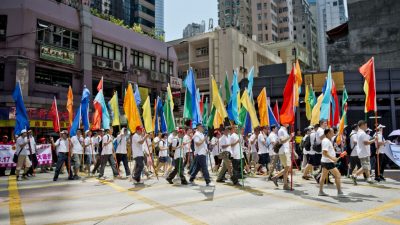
[92,155,101,173]
[375,154,386,177]
[190,155,210,183]
[133,156,144,182]
[98,154,119,177]
[27,153,38,175]
[167,158,187,183]
[231,158,244,184]
[349,156,361,175]
[116,153,131,176]
[54,152,72,179]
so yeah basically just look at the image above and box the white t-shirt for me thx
[84,136,94,155]
[210,137,219,156]
[376,132,384,154]
[302,135,308,155]
[71,135,83,154]
[92,135,101,154]
[193,131,207,155]
[349,131,359,157]
[258,132,268,154]
[172,138,186,159]
[278,126,290,154]
[230,133,242,159]
[321,138,335,163]
[357,130,371,158]
[249,133,257,153]
[268,132,278,156]
[219,134,231,153]
[116,133,128,154]
[168,133,176,145]
[315,127,324,155]
[102,134,113,155]
[16,136,29,156]
[132,133,144,158]
[55,138,69,153]
[158,139,168,157]
[142,138,152,155]
[183,134,192,153]
[309,131,316,155]
[28,136,36,154]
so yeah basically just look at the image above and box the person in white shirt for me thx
[348,124,361,176]
[183,129,193,170]
[268,125,279,178]
[98,128,119,180]
[301,126,313,180]
[51,130,72,181]
[166,129,188,185]
[25,130,38,176]
[315,120,328,167]
[115,128,130,178]
[70,130,84,180]
[189,124,213,186]
[230,126,244,186]
[210,130,221,172]
[318,128,346,197]
[216,127,233,182]
[15,129,32,181]
[271,123,292,190]
[351,120,376,185]
[249,128,259,173]
[155,133,169,174]
[374,124,387,182]
[131,126,150,184]
[91,130,103,175]
[258,126,270,175]
[83,130,94,174]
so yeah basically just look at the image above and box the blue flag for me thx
[244,112,252,135]
[134,83,141,106]
[227,70,239,124]
[70,105,81,137]
[247,66,255,97]
[268,103,279,127]
[184,68,201,127]
[155,96,167,134]
[320,66,332,120]
[80,87,91,131]
[12,81,30,135]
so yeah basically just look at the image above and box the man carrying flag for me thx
[51,130,72,181]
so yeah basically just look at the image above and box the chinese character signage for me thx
[40,44,75,65]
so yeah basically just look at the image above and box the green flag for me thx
[183,87,192,119]
[224,73,230,103]
[238,106,247,127]
[207,105,216,129]
[164,93,176,133]
[342,86,348,125]
[202,97,209,125]
[309,85,317,110]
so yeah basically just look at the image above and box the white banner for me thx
[0,144,52,167]
[383,143,400,167]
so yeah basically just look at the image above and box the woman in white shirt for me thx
[155,134,169,175]
[319,128,346,197]
[210,130,221,172]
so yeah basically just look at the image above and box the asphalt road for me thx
[1,168,400,225]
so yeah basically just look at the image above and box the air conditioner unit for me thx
[112,60,123,71]
[96,60,107,68]
[161,75,167,83]
[150,71,157,81]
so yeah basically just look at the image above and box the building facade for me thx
[183,21,206,38]
[251,0,279,43]
[155,0,164,36]
[218,0,253,37]
[0,0,177,135]
[316,0,348,70]
[168,27,282,105]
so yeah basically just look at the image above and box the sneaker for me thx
[318,191,329,196]
[283,185,291,190]
[73,175,81,180]
[379,176,386,181]
[98,176,106,180]
[181,181,188,185]
[216,179,225,183]
[271,177,279,187]
[134,180,144,185]
[366,179,375,184]
[16,176,22,181]
[206,182,215,187]
[22,175,28,180]
[68,177,75,180]
[166,178,173,184]
[302,176,310,180]
[351,175,358,185]
[53,177,58,182]
[374,177,381,182]
[189,180,195,185]
[337,191,347,198]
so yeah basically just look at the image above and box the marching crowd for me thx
[1,119,395,197]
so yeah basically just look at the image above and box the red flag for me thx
[359,57,377,112]
[92,101,102,130]
[331,81,340,127]
[199,94,204,116]
[280,67,295,125]
[49,96,60,132]
[273,100,280,124]
[97,77,103,92]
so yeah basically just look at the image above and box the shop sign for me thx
[40,44,75,65]
[170,76,182,89]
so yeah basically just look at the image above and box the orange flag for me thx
[294,60,303,107]
[67,86,73,127]
[257,87,269,127]
[359,57,377,112]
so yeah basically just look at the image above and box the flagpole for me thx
[372,57,380,178]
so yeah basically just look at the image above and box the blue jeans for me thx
[190,155,210,183]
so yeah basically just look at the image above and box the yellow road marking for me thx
[329,199,400,225]
[0,181,70,192]
[8,176,26,225]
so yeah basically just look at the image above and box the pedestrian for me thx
[183,128,193,170]
[70,130,84,180]
[189,124,214,186]
[52,130,73,181]
[210,130,221,173]
[271,123,293,190]
[312,120,327,183]
[131,126,150,184]
[374,124,387,182]
[155,133,169,175]
[83,130,94,175]
[91,130,102,175]
[249,128,259,174]
[98,128,119,180]
[268,125,279,179]
[27,130,38,176]
[166,129,188,185]
[216,126,232,183]
[15,129,32,181]
[318,128,346,197]
[350,120,376,185]
[301,126,312,179]
[257,126,270,175]
[116,128,130,178]
[348,124,361,176]
[230,125,244,186]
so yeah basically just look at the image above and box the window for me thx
[264,13,268,19]
[35,67,72,88]
[333,1,338,6]
[265,25,268,30]
[294,26,296,31]
[277,51,280,57]
[37,20,79,50]
[92,38,122,61]
[264,2,267,8]
[272,24,278,32]
[258,24,262,31]
[196,47,209,57]
[160,59,166,74]
[196,68,209,79]
[168,61,173,76]
[258,13,262,20]
[258,34,263,41]
[92,78,122,99]
[0,15,7,41]
[0,63,4,81]
[265,34,268,41]
[257,3,262,10]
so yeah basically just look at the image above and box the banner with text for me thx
[383,144,400,167]
[0,144,52,167]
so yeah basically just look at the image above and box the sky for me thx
[165,0,218,41]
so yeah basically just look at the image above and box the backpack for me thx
[312,134,322,153]
[97,137,103,155]
[273,141,283,153]
[302,135,311,151]
[345,133,356,154]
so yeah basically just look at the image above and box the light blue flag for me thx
[247,66,255,97]
[184,68,201,127]
[12,81,30,135]
[80,86,91,132]
[94,90,110,129]
[227,69,239,124]
[134,83,141,105]
[196,88,202,126]
[320,66,333,120]
[70,105,81,137]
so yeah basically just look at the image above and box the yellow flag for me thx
[241,89,260,128]
[237,92,241,112]
[67,86,73,126]
[213,110,224,129]
[305,84,311,120]
[211,77,228,119]
[124,83,142,132]
[310,93,324,125]
[142,96,154,133]
[109,91,120,126]
[336,111,346,144]
[167,83,174,110]
[257,87,269,127]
